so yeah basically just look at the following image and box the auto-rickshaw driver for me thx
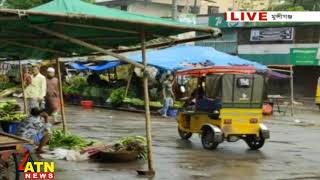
[183,77,222,114]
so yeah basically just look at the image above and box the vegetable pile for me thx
[124,97,183,108]
[49,129,91,150]
[0,100,26,122]
[107,87,126,107]
[63,76,88,95]
[84,136,147,160]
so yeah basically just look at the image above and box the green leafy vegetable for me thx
[49,129,90,150]
[0,100,26,122]
[108,87,126,107]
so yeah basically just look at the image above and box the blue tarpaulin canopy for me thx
[70,61,121,71]
[112,46,267,70]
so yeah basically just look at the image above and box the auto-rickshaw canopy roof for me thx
[176,66,257,77]
[0,0,217,60]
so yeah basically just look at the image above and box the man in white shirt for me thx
[25,65,47,111]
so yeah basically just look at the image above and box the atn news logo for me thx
[225,11,320,22]
[18,153,55,179]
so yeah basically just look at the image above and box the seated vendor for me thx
[17,108,51,153]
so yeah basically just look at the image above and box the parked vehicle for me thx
[176,66,270,150]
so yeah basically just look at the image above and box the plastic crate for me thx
[1,122,20,135]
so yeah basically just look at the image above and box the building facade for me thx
[96,0,219,17]
[207,14,320,98]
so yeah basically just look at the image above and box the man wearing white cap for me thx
[45,67,60,124]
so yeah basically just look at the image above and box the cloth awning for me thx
[0,0,218,60]
[111,45,268,70]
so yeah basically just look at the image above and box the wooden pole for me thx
[290,65,294,116]
[56,59,67,134]
[18,60,27,113]
[124,65,135,99]
[30,25,145,69]
[141,30,155,175]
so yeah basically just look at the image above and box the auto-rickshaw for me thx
[316,77,320,110]
[176,66,270,150]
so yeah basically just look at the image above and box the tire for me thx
[0,154,19,180]
[178,127,192,140]
[201,127,219,150]
[245,134,265,150]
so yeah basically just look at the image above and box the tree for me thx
[4,0,95,9]
[269,0,320,11]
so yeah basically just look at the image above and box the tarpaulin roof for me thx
[0,0,217,60]
[70,61,121,71]
[111,46,268,70]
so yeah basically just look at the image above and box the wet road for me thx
[53,106,320,180]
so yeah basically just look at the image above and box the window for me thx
[207,6,219,15]
[237,78,251,88]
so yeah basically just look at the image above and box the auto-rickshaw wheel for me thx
[178,127,192,140]
[201,127,219,150]
[245,135,265,150]
[0,154,19,180]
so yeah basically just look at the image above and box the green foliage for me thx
[0,101,26,122]
[0,82,16,90]
[287,5,305,11]
[269,0,320,11]
[4,0,95,9]
[270,3,305,11]
[49,129,90,150]
[63,76,88,95]
[108,87,126,107]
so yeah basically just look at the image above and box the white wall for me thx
[238,44,320,54]
[128,2,172,17]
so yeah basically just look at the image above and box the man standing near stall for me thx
[160,74,175,117]
[25,65,47,111]
[45,67,61,124]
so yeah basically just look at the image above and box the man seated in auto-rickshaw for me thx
[183,78,222,114]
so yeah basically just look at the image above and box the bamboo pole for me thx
[290,65,294,116]
[18,60,27,113]
[124,65,135,99]
[56,59,67,134]
[30,25,145,69]
[141,30,155,175]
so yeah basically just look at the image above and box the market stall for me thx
[0,0,219,174]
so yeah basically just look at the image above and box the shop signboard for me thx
[250,27,294,42]
[290,48,319,65]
